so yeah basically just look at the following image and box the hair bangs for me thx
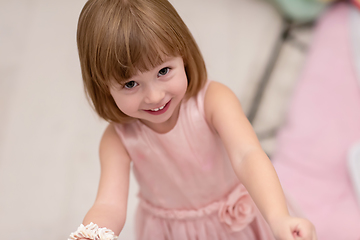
[104,6,184,86]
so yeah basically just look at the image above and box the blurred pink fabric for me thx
[115,82,275,239]
[272,3,360,240]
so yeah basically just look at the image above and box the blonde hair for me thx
[77,0,207,123]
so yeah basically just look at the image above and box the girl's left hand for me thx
[270,216,317,240]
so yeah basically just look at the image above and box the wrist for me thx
[267,214,292,229]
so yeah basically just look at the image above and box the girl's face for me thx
[110,56,188,130]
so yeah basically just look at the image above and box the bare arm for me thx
[80,123,131,237]
[204,82,316,239]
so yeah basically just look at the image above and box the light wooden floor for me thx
[0,0,313,239]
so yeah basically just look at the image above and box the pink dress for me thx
[114,81,275,240]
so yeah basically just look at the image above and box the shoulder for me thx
[99,123,131,164]
[100,123,120,146]
[203,82,262,159]
[204,81,242,126]
[205,81,235,99]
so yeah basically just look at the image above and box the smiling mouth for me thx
[148,103,167,112]
[144,100,171,115]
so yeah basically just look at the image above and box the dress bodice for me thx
[114,81,239,210]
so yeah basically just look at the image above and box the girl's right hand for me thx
[270,216,317,240]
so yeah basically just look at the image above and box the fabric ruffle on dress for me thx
[135,185,274,240]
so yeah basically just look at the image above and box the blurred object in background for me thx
[348,142,360,207]
[267,0,334,23]
[348,0,360,210]
[272,2,360,239]
[353,0,360,9]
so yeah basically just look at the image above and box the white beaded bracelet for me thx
[68,222,118,240]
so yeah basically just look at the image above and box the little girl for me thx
[69,0,317,239]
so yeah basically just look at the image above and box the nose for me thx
[143,85,165,105]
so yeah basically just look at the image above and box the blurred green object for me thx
[271,0,328,23]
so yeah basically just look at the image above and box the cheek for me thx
[111,94,138,116]
[174,71,188,95]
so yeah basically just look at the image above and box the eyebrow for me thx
[120,56,178,81]
[158,57,177,67]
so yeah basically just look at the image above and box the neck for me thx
[140,102,181,134]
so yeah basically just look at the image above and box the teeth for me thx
[150,103,166,111]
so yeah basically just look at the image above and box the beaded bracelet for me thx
[68,222,118,240]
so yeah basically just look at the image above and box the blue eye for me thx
[124,81,138,89]
[158,67,170,77]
